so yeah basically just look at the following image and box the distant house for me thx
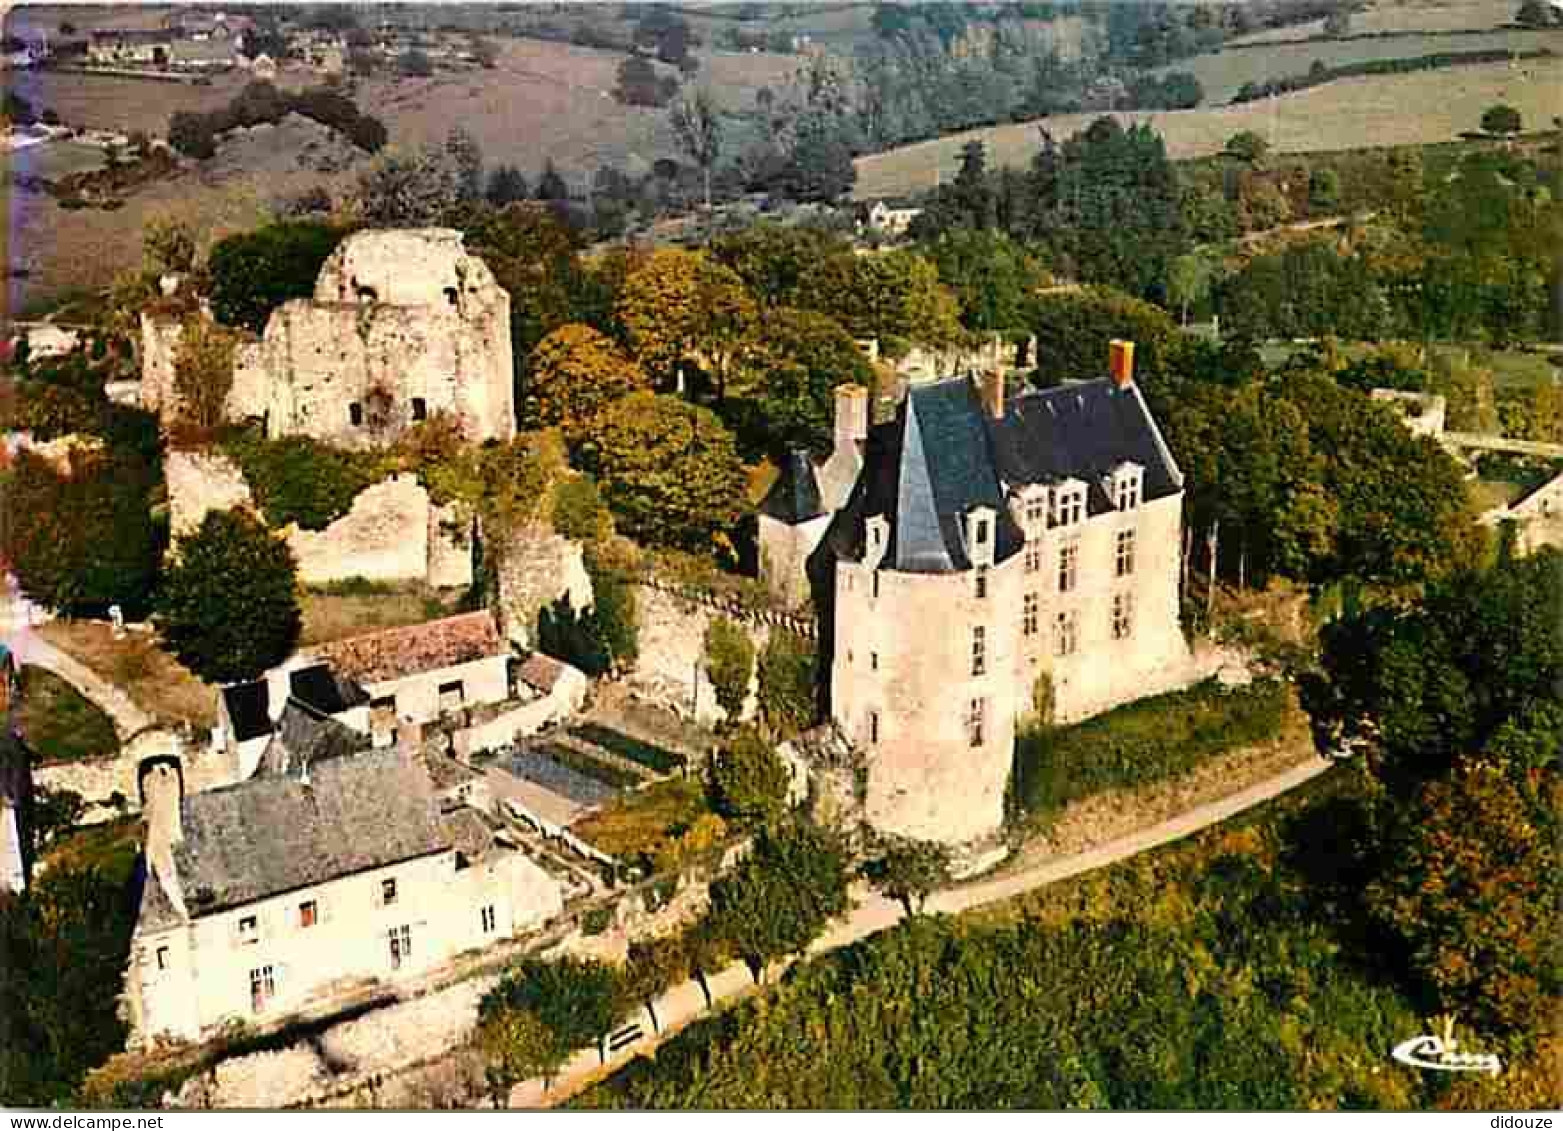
[862,201,922,238]
[126,747,565,1045]
[87,29,175,66]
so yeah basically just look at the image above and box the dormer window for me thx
[1114,464,1144,511]
[966,506,996,568]
[975,518,989,544]
[1053,483,1085,527]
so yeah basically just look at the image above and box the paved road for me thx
[1444,432,1563,459]
[514,753,1334,1107]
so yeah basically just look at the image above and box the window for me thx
[411,397,427,421]
[388,924,412,971]
[1058,543,1078,594]
[299,900,318,929]
[1054,488,1084,527]
[975,518,989,544]
[480,905,497,934]
[975,565,989,599]
[966,698,985,747]
[971,626,986,676]
[1022,592,1038,636]
[1112,592,1135,640]
[1115,470,1142,510]
[349,402,363,426]
[238,915,259,944]
[1024,496,1047,527]
[1115,529,1136,578]
[870,652,878,671]
[438,680,464,712]
[871,572,880,600]
[869,710,880,745]
[381,878,398,906]
[1054,610,1078,657]
[249,965,276,1013]
[443,286,458,307]
[1025,544,1041,574]
[156,946,169,970]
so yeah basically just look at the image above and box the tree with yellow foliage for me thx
[615,247,756,396]
[523,323,650,446]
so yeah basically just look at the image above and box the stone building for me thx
[142,228,515,448]
[768,342,1192,847]
[126,747,564,1046]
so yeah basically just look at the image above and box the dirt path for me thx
[6,626,155,739]
[513,752,1334,1108]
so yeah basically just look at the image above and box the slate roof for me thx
[759,449,825,524]
[221,680,272,743]
[256,699,368,777]
[174,748,446,917]
[289,663,367,716]
[825,376,1182,573]
[316,611,504,685]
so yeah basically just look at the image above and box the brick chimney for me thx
[834,383,869,447]
[978,370,1005,420]
[1109,340,1135,389]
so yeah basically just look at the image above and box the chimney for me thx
[834,383,869,447]
[978,370,1004,420]
[1109,340,1135,389]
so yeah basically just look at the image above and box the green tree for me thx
[580,392,748,555]
[167,110,216,159]
[523,323,650,445]
[1366,759,1559,1035]
[156,508,301,683]
[485,164,529,207]
[670,86,723,214]
[707,821,849,978]
[756,629,818,739]
[1480,103,1522,136]
[923,228,1046,333]
[707,725,790,826]
[480,956,624,1056]
[445,126,484,203]
[800,249,964,349]
[703,617,755,722]
[736,308,873,453]
[1027,285,1182,403]
[207,220,342,333]
[864,835,951,914]
[1224,130,1270,164]
[1516,0,1557,27]
[477,1006,560,1098]
[142,213,197,277]
[353,143,461,226]
[1307,167,1343,214]
[1165,252,1212,326]
[711,225,854,307]
[0,447,160,616]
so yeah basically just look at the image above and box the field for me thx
[298,584,451,647]
[6,141,106,181]
[1150,27,1559,103]
[1229,0,1520,44]
[852,58,1563,200]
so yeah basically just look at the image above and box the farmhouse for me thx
[87,30,175,66]
[763,342,1194,846]
[126,747,564,1046]
[141,228,515,448]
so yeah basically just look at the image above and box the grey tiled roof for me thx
[824,375,1181,574]
[759,449,825,524]
[174,748,446,917]
[256,699,367,777]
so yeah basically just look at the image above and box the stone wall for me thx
[163,451,473,588]
[629,585,772,727]
[493,526,592,648]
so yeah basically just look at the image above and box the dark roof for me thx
[174,748,446,916]
[289,663,368,716]
[759,449,825,524]
[824,376,1181,574]
[257,699,368,777]
[222,681,272,743]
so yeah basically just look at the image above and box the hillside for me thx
[852,57,1563,200]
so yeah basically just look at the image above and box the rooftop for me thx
[315,611,504,686]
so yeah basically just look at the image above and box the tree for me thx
[1027,285,1182,401]
[171,315,238,430]
[486,164,529,207]
[535,159,569,202]
[864,835,951,914]
[922,229,1046,333]
[477,1006,558,1099]
[736,308,874,453]
[670,86,723,214]
[167,110,216,160]
[707,725,790,826]
[0,447,160,616]
[1224,130,1270,164]
[142,213,197,277]
[800,249,964,349]
[207,220,341,333]
[399,48,434,77]
[1307,167,1342,213]
[1515,0,1557,27]
[156,508,301,684]
[703,617,755,723]
[707,821,849,977]
[1480,103,1522,136]
[756,630,817,738]
[580,392,748,554]
[1166,252,1212,325]
[1322,7,1352,36]
[445,126,485,203]
[479,956,624,1057]
[1366,759,1559,1035]
[523,323,650,445]
[710,225,853,307]
[615,248,755,393]
[615,56,671,108]
[353,144,461,227]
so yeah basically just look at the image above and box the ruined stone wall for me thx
[493,526,592,648]
[426,503,474,590]
[629,585,772,727]
[165,449,254,538]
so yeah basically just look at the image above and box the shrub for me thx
[756,630,817,739]
[1481,103,1522,136]
[207,221,342,333]
[219,429,382,531]
[707,726,789,827]
[551,474,613,544]
[702,617,754,721]
[581,906,613,936]
[1011,679,1290,822]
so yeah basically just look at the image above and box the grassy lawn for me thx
[37,620,214,729]
[298,582,454,646]
[569,777,712,862]
[15,665,120,764]
[1010,678,1292,825]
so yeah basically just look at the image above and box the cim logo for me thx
[1391,1033,1502,1076]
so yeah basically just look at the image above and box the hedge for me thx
[1232,48,1554,104]
[569,724,684,774]
[1010,678,1290,822]
[219,428,384,531]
